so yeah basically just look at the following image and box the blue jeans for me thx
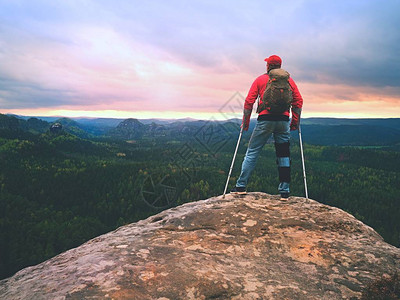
[236,120,291,194]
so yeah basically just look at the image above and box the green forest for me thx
[0,117,399,280]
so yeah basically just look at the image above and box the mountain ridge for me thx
[3,114,400,147]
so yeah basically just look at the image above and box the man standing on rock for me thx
[231,55,303,199]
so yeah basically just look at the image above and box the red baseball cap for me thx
[264,55,282,65]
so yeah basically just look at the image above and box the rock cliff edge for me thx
[1,193,399,300]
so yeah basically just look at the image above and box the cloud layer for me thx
[0,0,399,118]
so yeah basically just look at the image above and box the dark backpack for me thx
[257,68,293,114]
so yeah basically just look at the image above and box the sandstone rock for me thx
[1,193,399,300]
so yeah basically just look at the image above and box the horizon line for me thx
[2,111,399,121]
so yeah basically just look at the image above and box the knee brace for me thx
[275,142,291,183]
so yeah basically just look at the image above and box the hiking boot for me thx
[280,192,290,200]
[230,186,247,195]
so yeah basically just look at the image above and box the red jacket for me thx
[244,73,303,118]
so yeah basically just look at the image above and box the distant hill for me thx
[74,118,124,136]
[292,124,400,146]
[1,114,48,133]
[2,114,400,147]
[0,114,49,138]
[54,118,92,139]
[22,118,49,133]
[77,117,400,147]
[108,118,146,139]
[302,118,400,129]
[0,114,20,131]
[0,114,92,139]
[12,116,61,123]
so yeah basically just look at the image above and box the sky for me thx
[0,0,399,120]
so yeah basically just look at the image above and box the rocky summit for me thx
[1,193,399,300]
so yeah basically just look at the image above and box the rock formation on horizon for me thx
[1,193,399,300]
[109,118,146,139]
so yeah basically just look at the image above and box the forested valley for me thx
[0,114,399,280]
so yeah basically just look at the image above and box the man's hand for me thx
[241,109,252,131]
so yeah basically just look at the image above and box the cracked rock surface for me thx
[1,193,399,299]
